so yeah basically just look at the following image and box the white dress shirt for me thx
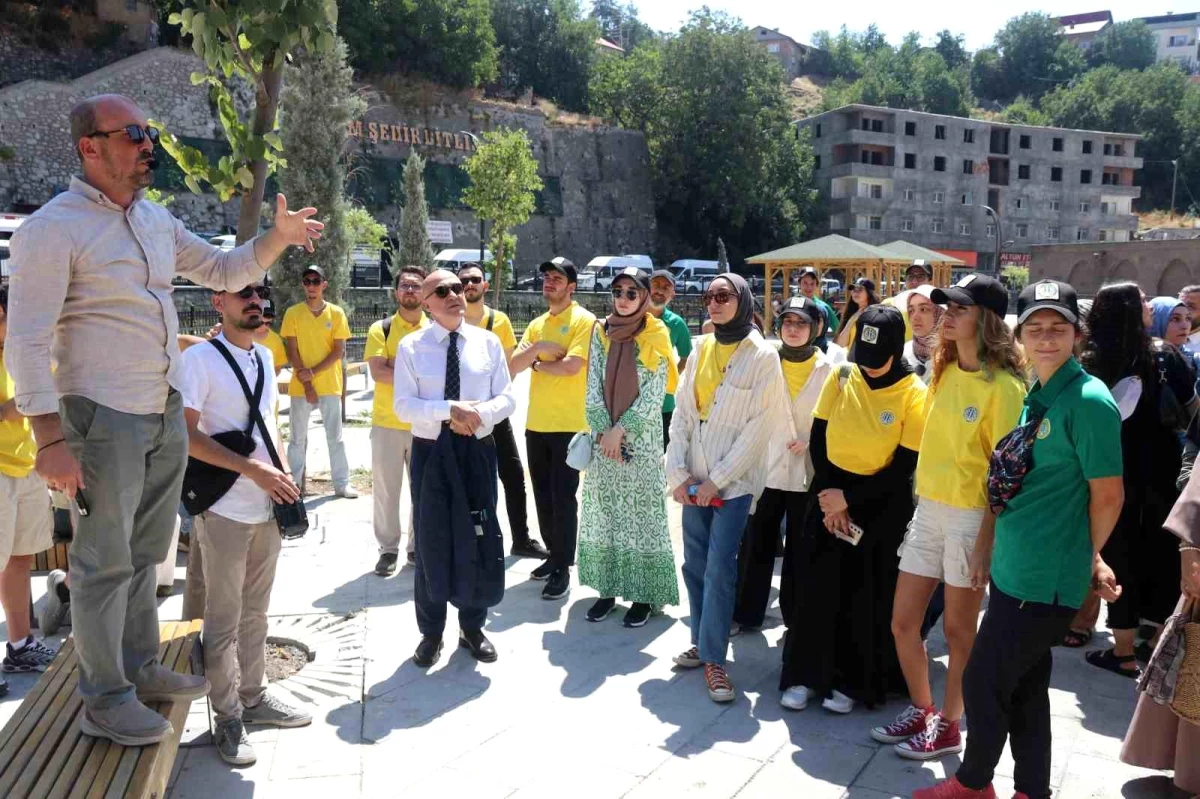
[393,319,516,441]
[177,333,279,524]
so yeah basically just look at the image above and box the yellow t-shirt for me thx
[469,306,517,352]
[693,336,740,421]
[0,360,34,478]
[916,362,1027,509]
[263,329,288,371]
[520,302,597,433]
[281,302,351,398]
[813,366,928,475]
[781,356,818,401]
[364,312,429,430]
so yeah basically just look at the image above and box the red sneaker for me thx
[912,777,997,799]
[896,714,964,760]
[871,704,933,744]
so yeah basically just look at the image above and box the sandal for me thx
[1085,647,1141,679]
[1061,628,1093,648]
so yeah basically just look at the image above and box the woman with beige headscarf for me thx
[578,268,680,629]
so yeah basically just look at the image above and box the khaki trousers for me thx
[195,511,281,722]
[371,426,415,556]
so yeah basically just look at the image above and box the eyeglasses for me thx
[86,125,159,145]
[611,287,641,301]
[704,291,735,306]
[397,282,423,294]
[235,285,270,300]
[302,277,323,286]
[430,283,465,299]
[460,275,484,285]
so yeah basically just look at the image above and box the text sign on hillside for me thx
[347,121,478,152]
[427,221,454,244]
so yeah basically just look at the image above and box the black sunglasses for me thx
[235,285,270,300]
[87,124,160,145]
[431,283,465,299]
[704,291,735,306]
[611,287,641,301]
[302,277,323,286]
[460,275,484,285]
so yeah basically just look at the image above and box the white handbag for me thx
[566,431,594,471]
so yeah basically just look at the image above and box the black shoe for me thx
[586,597,617,622]
[375,553,398,576]
[512,539,551,559]
[530,560,555,581]
[413,635,443,668]
[406,551,417,567]
[623,603,653,628]
[542,569,570,600]
[458,629,498,662]
[155,585,173,598]
[1135,640,1155,663]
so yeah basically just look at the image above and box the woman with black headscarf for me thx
[666,274,787,704]
[779,305,928,714]
[733,297,838,635]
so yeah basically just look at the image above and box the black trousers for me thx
[958,583,1076,799]
[492,418,530,543]
[662,411,672,452]
[525,431,579,570]
[734,487,806,628]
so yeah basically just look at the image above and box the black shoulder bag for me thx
[208,340,310,540]
[180,345,265,516]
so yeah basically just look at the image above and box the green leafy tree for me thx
[992,12,1079,101]
[811,27,865,80]
[934,30,969,70]
[461,129,544,302]
[156,0,338,244]
[398,150,436,270]
[274,36,363,311]
[338,0,497,87]
[588,42,663,128]
[345,205,388,250]
[970,47,1005,100]
[1000,95,1050,126]
[1001,265,1029,291]
[491,0,600,111]
[590,0,655,51]
[1088,20,1156,71]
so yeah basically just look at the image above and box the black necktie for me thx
[445,330,460,401]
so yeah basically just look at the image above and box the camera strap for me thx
[208,339,287,475]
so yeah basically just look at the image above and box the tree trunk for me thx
[236,55,284,246]
[493,231,505,305]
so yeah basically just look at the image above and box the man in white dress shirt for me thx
[394,270,516,668]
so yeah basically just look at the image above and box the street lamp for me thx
[982,205,1001,274]
[459,130,487,266]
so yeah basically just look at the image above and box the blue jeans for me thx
[681,494,753,666]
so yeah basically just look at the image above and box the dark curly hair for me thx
[1080,281,1152,388]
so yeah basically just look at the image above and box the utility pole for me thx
[1171,158,1179,218]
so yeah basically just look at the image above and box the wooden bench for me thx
[32,543,70,575]
[0,620,204,799]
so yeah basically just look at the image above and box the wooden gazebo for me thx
[745,234,909,332]
[879,240,962,287]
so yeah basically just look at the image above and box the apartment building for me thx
[798,104,1143,272]
[751,26,823,80]
[1053,11,1113,50]
[1134,12,1200,71]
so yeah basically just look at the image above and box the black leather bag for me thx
[208,340,310,540]
[180,350,264,516]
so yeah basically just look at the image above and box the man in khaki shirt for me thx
[5,94,323,747]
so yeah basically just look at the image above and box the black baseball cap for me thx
[906,260,932,278]
[539,257,577,283]
[853,276,876,293]
[797,266,819,280]
[777,296,822,327]
[302,265,326,280]
[650,269,676,284]
[853,305,906,370]
[931,273,1008,318]
[1017,279,1079,325]
[612,266,650,292]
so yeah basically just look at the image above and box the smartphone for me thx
[75,489,90,518]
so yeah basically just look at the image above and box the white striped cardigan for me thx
[666,330,788,512]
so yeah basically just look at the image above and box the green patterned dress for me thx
[578,328,679,606]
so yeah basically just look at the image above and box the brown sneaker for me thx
[672,646,701,668]
[704,663,735,703]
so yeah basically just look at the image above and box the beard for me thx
[650,298,668,310]
[232,315,264,331]
[465,290,485,304]
[399,296,422,311]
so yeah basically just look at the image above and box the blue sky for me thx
[625,1,1174,50]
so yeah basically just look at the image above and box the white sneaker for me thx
[335,485,360,499]
[821,689,855,714]
[780,685,815,710]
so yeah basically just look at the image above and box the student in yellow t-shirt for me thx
[257,305,289,374]
[878,274,1027,760]
[0,287,58,681]
[365,266,429,576]
[509,258,596,596]
[280,266,355,497]
[458,262,548,560]
[780,305,927,716]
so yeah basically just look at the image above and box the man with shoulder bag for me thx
[178,284,312,767]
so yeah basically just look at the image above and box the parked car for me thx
[669,259,721,293]
[821,278,841,299]
[587,255,655,290]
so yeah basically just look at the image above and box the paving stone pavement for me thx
[0,371,1188,798]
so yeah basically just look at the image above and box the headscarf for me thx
[711,274,755,345]
[907,284,945,363]
[853,305,912,389]
[776,296,822,363]
[602,278,650,425]
[1149,296,1185,340]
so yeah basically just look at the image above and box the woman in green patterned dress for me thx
[579,268,681,627]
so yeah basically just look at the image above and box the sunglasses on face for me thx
[302,277,323,286]
[431,283,465,299]
[235,285,270,300]
[704,291,735,306]
[460,275,484,285]
[611,287,641,301]
[87,124,160,145]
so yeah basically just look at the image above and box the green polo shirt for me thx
[990,358,1123,609]
[660,307,693,413]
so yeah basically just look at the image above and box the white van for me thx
[669,259,720,294]
[586,255,654,290]
[434,248,492,272]
[0,213,29,279]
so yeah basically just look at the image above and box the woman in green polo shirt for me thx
[918,279,1125,799]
